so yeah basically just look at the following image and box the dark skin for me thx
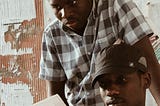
[98,71,151,106]
[46,80,68,105]
[48,0,92,35]
[47,0,160,105]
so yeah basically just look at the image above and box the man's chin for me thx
[105,99,126,106]
[65,24,83,34]
[66,23,77,29]
[106,102,126,106]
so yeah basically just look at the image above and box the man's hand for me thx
[46,80,69,105]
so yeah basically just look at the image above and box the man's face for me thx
[49,0,92,34]
[97,72,150,106]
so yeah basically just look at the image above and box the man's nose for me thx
[106,89,120,96]
[105,84,120,96]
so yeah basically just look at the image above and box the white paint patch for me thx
[0,42,33,56]
[0,0,36,56]
[0,0,36,23]
[146,89,157,106]
[133,0,160,35]
[43,0,56,27]
[0,82,33,106]
[148,2,160,35]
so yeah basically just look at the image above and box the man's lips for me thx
[105,97,125,105]
[62,17,78,25]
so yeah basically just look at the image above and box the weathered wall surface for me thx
[134,0,160,35]
[0,0,46,105]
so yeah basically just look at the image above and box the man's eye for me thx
[52,5,62,10]
[99,81,110,89]
[116,75,128,85]
[64,0,78,6]
[71,0,77,4]
[99,82,105,88]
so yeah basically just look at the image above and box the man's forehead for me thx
[98,73,131,80]
[48,0,69,3]
[47,0,60,4]
[48,0,58,4]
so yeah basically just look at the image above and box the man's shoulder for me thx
[44,19,62,32]
[43,20,70,38]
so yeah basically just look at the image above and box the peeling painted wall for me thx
[0,0,47,105]
[0,81,33,106]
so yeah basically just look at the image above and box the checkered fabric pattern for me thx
[39,0,153,105]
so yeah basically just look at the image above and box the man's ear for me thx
[143,72,151,89]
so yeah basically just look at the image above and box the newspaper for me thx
[33,94,66,106]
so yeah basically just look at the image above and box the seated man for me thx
[92,43,151,106]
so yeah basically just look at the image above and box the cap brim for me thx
[92,66,136,87]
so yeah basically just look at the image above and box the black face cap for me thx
[92,43,147,87]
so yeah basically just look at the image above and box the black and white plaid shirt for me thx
[39,0,153,105]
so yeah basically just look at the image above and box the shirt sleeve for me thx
[39,27,66,81]
[114,0,153,45]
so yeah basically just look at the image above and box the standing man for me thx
[92,43,151,106]
[39,0,160,105]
